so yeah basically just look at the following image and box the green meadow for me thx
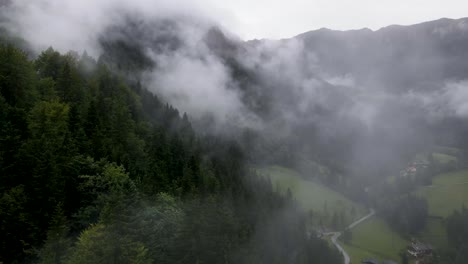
[258,166,366,227]
[343,217,409,264]
[414,170,468,251]
[416,170,468,218]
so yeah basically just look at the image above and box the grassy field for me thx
[416,170,468,218]
[413,170,468,251]
[342,217,409,264]
[418,218,448,250]
[431,146,462,157]
[432,152,457,165]
[258,166,367,227]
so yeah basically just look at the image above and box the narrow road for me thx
[348,208,375,229]
[330,231,350,264]
[325,208,375,264]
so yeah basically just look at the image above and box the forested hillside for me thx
[4,1,468,262]
[0,43,342,263]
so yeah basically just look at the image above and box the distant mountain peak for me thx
[294,17,468,39]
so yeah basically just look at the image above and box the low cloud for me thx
[145,46,255,127]
[4,1,468,173]
[1,0,227,56]
[408,80,468,120]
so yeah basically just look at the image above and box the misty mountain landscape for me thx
[1,1,468,264]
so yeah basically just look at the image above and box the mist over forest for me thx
[1,1,468,264]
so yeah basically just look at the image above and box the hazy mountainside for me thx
[98,16,468,111]
[228,17,468,181]
[4,3,468,175]
[295,17,468,90]
[282,18,468,181]
[89,15,468,193]
[92,14,468,264]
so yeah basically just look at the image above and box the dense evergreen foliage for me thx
[0,43,342,264]
[434,208,468,263]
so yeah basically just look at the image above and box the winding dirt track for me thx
[325,208,375,264]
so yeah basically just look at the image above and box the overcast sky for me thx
[209,0,468,40]
[4,0,468,45]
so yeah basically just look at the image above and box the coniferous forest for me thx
[0,43,342,263]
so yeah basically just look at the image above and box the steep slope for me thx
[295,17,468,89]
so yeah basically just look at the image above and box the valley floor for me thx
[261,165,468,264]
[342,217,408,264]
[259,166,404,263]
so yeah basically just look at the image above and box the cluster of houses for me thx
[399,161,429,177]
[360,240,433,264]
[407,240,433,258]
